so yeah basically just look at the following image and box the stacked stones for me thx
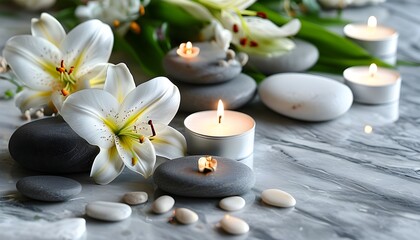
[163,42,257,112]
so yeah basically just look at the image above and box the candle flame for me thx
[217,99,224,124]
[367,16,377,28]
[176,41,200,58]
[369,63,377,78]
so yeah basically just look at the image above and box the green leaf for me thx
[122,21,167,77]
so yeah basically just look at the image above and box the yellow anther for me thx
[139,5,145,16]
[130,22,141,34]
[131,157,138,166]
[113,20,120,28]
[61,89,70,96]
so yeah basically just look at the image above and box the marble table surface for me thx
[1,0,420,239]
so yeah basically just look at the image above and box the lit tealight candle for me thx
[344,16,398,61]
[343,63,401,104]
[184,100,255,160]
[176,41,200,58]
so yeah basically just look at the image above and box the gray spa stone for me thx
[163,42,242,84]
[177,73,257,112]
[153,156,255,198]
[8,116,99,173]
[16,175,82,202]
[246,39,319,75]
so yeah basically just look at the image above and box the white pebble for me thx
[219,196,245,211]
[175,208,199,224]
[123,191,148,205]
[152,195,175,214]
[261,189,296,207]
[219,215,249,235]
[86,201,132,221]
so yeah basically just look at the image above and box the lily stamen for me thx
[148,120,156,137]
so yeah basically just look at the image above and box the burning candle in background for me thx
[176,41,200,58]
[343,63,401,104]
[344,16,398,64]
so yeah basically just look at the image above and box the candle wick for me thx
[148,119,156,137]
[218,115,222,124]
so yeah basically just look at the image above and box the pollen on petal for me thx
[240,38,247,46]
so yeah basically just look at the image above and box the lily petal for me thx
[104,63,136,103]
[76,63,109,90]
[246,17,301,38]
[62,19,113,72]
[149,123,187,159]
[116,136,156,178]
[3,35,61,91]
[119,77,180,126]
[15,89,52,113]
[60,89,119,149]
[163,0,214,21]
[31,13,66,47]
[51,90,64,113]
[90,147,125,185]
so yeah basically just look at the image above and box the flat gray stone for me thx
[16,175,82,202]
[177,73,257,112]
[246,39,319,75]
[9,116,99,173]
[163,42,242,84]
[153,156,255,198]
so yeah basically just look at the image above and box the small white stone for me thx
[219,196,246,211]
[123,191,148,205]
[152,195,175,214]
[261,189,296,207]
[86,201,132,221]
[219,215,249,235]
[175,208,199,224]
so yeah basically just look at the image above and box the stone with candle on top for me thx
[153,155,255,198]
[344,16,398,64]
[163,41,245,84]
[344,63,401,104]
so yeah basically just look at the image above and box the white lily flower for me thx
[14,0,56,11]
[3,13,113,114]
[76,0,149,34]
[61,63,186,184]
[226,17,301,56]
[196,0,256,11]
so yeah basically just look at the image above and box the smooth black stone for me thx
[176,73,257,112]
[153,156,255,198]
[16,175,82,202]
[9,116,98,173]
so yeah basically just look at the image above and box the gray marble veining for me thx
[1,0,420,239]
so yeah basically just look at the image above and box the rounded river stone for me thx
[153,156,255,198]
[246,39,319,75]
[259,73,353,121]
[176,73,256,112]
[16,175,82,202]
[9,116,99,173]
[163,42,242,84]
